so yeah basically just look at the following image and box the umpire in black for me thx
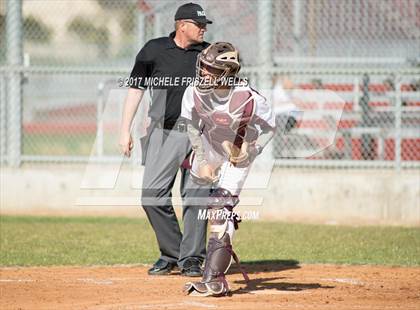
[119,3,212,276]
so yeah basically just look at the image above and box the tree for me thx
[67,16,109,57]
[24,15,53,43]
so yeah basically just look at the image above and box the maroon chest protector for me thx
[192,89,259,155]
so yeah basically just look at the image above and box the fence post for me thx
[293,0,303,57]
[360,74,374,160]
[0,75,6,164]
[96,82,105,157]
[257,0,273,161]
[257,0,272,90]
[395,76,402,171]
[154,13,162,38]
[6,0,23,167]
[137,12,146,47]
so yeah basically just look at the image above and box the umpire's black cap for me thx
[175,2,213,24]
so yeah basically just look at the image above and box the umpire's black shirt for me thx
[129,32,209,128]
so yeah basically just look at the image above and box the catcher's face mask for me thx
[196,42,241,93]
[196,59,227,92]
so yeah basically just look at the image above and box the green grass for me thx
[23,133,96,156]
[23,133,118,156]
[1,215,419,267]
[235,221,420,266]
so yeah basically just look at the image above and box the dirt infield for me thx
[1,263,419,310]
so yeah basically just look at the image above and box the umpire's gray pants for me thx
[141,128,210,268]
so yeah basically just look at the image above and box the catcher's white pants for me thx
[191,136,251,196]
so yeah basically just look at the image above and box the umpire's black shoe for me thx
[181,258,203,277]
[148,259,176,275]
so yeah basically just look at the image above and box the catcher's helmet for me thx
[196,42,240,92]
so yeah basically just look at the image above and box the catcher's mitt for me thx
[222,140,249,166]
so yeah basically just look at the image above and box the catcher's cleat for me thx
[183,277,230,297]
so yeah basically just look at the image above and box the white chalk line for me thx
[1,276,184,286]
[0,279,34,283]
[249,289,308,295]
[76,276,180,284]
[321,278,364,285]
[183,301,218,308]
[77,278,114,285]
[89,301,217,310]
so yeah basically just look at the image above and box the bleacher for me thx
[273,81,420,161]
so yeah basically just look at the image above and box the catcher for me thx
[180,42,276,296]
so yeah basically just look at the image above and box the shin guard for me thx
[184,188,248,297]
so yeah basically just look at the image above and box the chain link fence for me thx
[273,0,419,61]
[269,71,420,168]
[1,0,419,169]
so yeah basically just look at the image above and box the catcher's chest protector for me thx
[192,89,259,155]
